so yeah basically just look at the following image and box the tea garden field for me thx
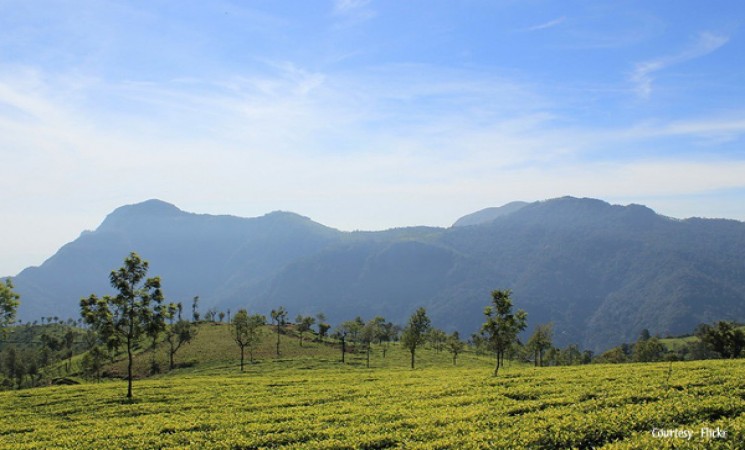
[1,354,744,449]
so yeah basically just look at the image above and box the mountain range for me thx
[9,197,745,352]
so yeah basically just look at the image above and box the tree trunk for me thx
[410,348,415,369]
[453,353,457,366]
[341,337,346,363]
[240,346,245,372]
[276,328,281,357]
[493,350,501,377]
[366,346,370,368]
[126,337,133,398]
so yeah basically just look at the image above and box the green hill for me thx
[100,321,495,380]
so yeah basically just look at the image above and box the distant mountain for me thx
[11,197,745,352]
[12,200,342,322]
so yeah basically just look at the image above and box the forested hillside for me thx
[10,197,745,351]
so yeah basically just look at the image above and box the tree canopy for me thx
[1,278,20,336]
[696,321,745,359]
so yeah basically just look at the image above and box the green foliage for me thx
[401,307,431,369]
[556,344,583,366]
[696,321,745,359]
[446,331,465,365]
[427,328,447,352]
[80,346,106,380]
[333,319,361,363]
[480,289,527,376]
[0,321,90,388]
[0,278,20,335]
[295,315,315,347]
[164,303,197,370]
[316,322,330,341]
[633,336,665,362]
[527,322,553,367]
[232,309,265,371]
[314,313,330,342]
[596,346,629,364]
[191,296,200,323]
[80,252,168,398]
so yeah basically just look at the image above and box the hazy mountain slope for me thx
[232,239,462,324]
[240,197,745,351]
[12,200,343,320]
[441,198,745,350]
[10,197,745,352]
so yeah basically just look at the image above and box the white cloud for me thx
[630,32,729,98]
[524,16,566,32]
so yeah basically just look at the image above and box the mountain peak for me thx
[453,201,529,227]
[98,199,184,231]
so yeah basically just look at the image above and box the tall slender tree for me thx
[80,252,169,399]
[232,310,265,371]
[270,307,288,357]
[315,313,329,342]
[401,307,431,369]
[447,331,465,366]
[481,289,527,376]
[295,315,315,347]
[360,318,379,368]
[334,320,360,363]
[0,278,20,337]
[164,302,197,370]
[527,323,553,367]
[192,296,200,323]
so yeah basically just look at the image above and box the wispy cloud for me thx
[631,31,729,99]
[524,16,566,32]
[3,55,745,275]
[333,0,376,25]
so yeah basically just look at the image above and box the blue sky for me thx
[2,0,745,276]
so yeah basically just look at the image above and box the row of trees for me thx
[232,308,464,371]
[72,253,534,397]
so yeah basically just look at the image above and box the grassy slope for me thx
[104,322,497,378]
[659,334,699,352]
[658,325,745,352]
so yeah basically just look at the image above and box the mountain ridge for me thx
[10,197,745,352]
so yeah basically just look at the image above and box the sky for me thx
[2,0,745,276]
